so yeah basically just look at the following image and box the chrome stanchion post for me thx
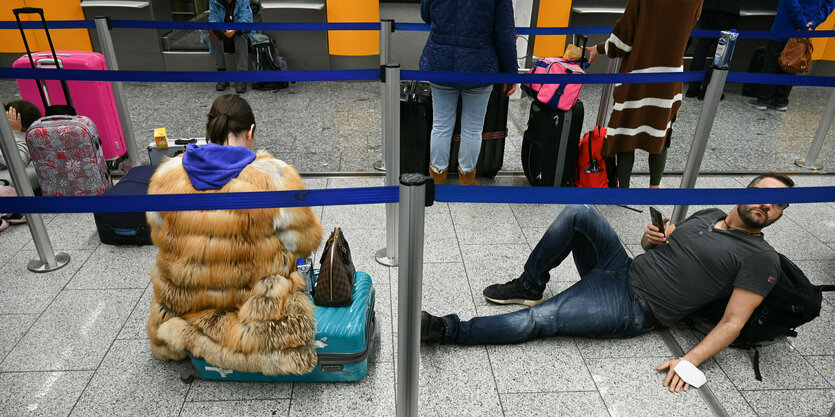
[672,31,736,224]
[94,16,140,170]
[396,173,428,417]
[795,87,835,170]
[596,57,621,127]
[0,103,69,272]
[373,19,394,172]
[671,69,729,224]
[376,64,400,266]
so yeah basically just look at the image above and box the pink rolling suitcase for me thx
[13,9,125,162]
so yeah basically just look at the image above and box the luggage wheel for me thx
[180,367,200,384]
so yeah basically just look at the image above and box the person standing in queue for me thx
[206,0,256,94]
[419,0,518,185]
[586,0,702,188]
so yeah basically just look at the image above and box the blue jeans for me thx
[429,83,493,173]
[443,205,650,344]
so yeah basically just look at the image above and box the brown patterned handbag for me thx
[313,227,355,307]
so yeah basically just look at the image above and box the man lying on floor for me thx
[422,172,794,392]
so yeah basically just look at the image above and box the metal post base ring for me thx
[372,160,386,172]
[375,247,397,267]
[795,159,823,171]
[27,252,70,273]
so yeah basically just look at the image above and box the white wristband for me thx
[673,358,706,388]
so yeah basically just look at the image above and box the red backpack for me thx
[575,126,609,188]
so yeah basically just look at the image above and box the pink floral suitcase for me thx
[26,115,112,196]
[14,51,126,161]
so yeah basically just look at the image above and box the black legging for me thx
[615,147,668,188]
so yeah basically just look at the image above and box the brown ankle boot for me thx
[429,166,447,185]
[458,167,480,185]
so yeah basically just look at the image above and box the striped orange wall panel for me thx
[0,0,92,54]
[326,0,379,56]
[813,10,835,61]
[532,0,572,58]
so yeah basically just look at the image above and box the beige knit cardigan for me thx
[596,0,703,157]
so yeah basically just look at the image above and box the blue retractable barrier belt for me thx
[727,72,835,87]
[403,70,706,84]
[2,20,835,39]
[0,187,399,214]
[0,68,380,83]
[1,186,832,214]
[0,20,95,29]
[434,185,835,206]
[6,68,831,88]
[108,20,381,31]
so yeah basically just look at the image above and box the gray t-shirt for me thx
[628,208,780,327]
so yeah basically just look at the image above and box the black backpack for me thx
[689,253,835,380]
[250,33,289,91]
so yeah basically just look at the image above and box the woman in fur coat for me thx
[146,94,323,375]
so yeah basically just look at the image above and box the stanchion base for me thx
[795,159,823,171]
[372,160,386,172]
[27,252,70,273]
[375,247,397,267]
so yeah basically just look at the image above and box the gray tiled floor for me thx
[0,78,834,415]
[0,174,832,416]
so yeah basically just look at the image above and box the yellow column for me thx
[813,10,835,61]
[326,0,379,56]
[1,0,92,54]
[532,0,572,58]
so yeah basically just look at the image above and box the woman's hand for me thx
[504,84,517,96]
[6,107,22,132]
[586,46,600,65]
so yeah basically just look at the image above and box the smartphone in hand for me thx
[650,206,665,235]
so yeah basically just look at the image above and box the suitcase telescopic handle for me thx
[12,7,74,109]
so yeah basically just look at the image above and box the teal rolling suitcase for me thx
[181,271,375,383]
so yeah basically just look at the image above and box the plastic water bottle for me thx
[297,258,312,294]
[713,29,738,70]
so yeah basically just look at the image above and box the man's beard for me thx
[737,205,776,229]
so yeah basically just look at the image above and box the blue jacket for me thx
[419,0,518,90]
[202,0,256,48]
[771,0,835,40]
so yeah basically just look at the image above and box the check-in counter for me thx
[261,0,330,70]
[0,0,93,67]
[533,0,781,73]
[80,0,169,71]
[326,0,379,69]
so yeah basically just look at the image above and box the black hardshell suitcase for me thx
[399,81,431,176]
[522,100,584,187]
[93,165,155,245]
[448,83,509,178]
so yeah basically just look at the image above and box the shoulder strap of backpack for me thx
[821,285,835,292]
[752,346,763,381]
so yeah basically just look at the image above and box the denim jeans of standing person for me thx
[429,83,493,173]
[440,205,651,344]
[210,32,249,72]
